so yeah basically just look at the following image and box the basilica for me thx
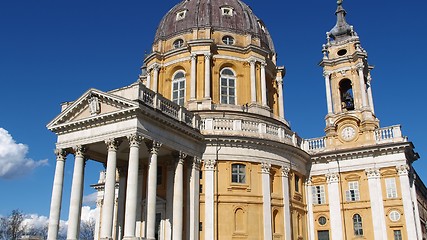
[46,0,426,240]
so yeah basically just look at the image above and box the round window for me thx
[318,216,327,226]
[389,210,401,222]
[222,36,235,45]
[173,39,184,49]
[337,49,347,56]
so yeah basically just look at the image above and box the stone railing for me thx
[139,85,199,129]
[303,125,407,153]
[374,125,407,144]
[200,117,301,147]
[303,137,326,152]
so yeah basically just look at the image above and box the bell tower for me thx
[320,0,379,148]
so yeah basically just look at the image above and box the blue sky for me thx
[0,0,426,221]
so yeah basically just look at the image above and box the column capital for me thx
[261,162,271,174]
[248,58,257,65]
[204,159,216,171]
[281,166,290,178]
[276,77,283,85]
[192,157,202,171]
[260,61,267,67]
[365,168,380,179]
[127,134,144,147]
[190,53,197,60]
[396,164,410,176]
[323,71,331,78]
[105,138,122,152]
[204,53,212,59]
[73,145,87,158]
[152,63,161,71]
[172,151,187,165]
[356,63,364,71]
[54,149,68,162]
[304,176,312,186]
[145,140,162,155]
[326,172,339,184]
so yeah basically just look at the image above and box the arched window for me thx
[231,163,245,183]
[173,39,184,49]
[172,71,186,106]
[339,79,354,111]
[220,68,236,104]
[353,214,363,236]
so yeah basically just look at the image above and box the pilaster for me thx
[326,172,342,240]
[365,168,387,240]
[261,162,272,240]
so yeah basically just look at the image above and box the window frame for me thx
[231,163,246,184]
[385,178,398,198]
[221,6,234,16]
[220,68,237,105]
[393,230,402,240]
[312,185,326,205]
[222,35,235,45]
[171,70,186,106]
[352,214,363,236]
[176,10,187,21]
[346,181,360,202]
[173,39,184,49]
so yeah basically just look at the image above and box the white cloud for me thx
[0,128,48,179]
[82,192,98,206]
[81,206,98,222]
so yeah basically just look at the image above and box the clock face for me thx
[341,126,356,141]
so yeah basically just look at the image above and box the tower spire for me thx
[329,0,353,41]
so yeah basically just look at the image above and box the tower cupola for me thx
[329,0,353,42]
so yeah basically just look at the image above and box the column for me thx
[172,152,186,240]
[190,54,197,100]
[165,161,175,240]
[47,149,67,240]
[367,76,375,114]
[261,162,272,240]
[67,146,86,240]
[145,141,162,240]
[365,168,387,240]
[204,159,216,240]
[249,59,257,103]
[204,53,212,99]
[357,65,368,108]
[146,68,152,90]
[276,77,285,118]
[411,173,423,239]
[116,167,127,240]
[152,64,160,93]
[190,158,201,240]
[100,138,121,240]
[326,172,343,240]
[305,178,315,240]
[281,167,292,240]
[324,72,333,114]
[123,134,143,240]
[397,165,418,240]
[261,62,267,106]
[135,167,144,238]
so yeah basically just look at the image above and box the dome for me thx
[154,0,275,53]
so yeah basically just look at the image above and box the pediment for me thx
[47,88,139,130]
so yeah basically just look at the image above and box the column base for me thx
[99,238,113,240]
[123,237,141,240]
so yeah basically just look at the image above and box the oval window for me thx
[222,36,235,45]
[318,216,327,226]
[337,49,347,56]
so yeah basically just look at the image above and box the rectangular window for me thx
[393,230,402,240]
[345,181,360,201]
[317,230,330,240]
[312,185,326,204]
[386,178,398,198]
[220,76,236,105]
[295,175,300,192]
[157,166,163,185]
[231,164,246,183]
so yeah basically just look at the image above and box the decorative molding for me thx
[192,157,202,171]
[261,162,271,174]
[281,166,290,178]
[365,168,380,179]
[105,138,122,152]
[127,134,143,147]
[145,140,162,155]
[73,145,87,158]
[204,159,216,171]
[396,165,409,176]
[326,172,339,184]
[54,149,67,162]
